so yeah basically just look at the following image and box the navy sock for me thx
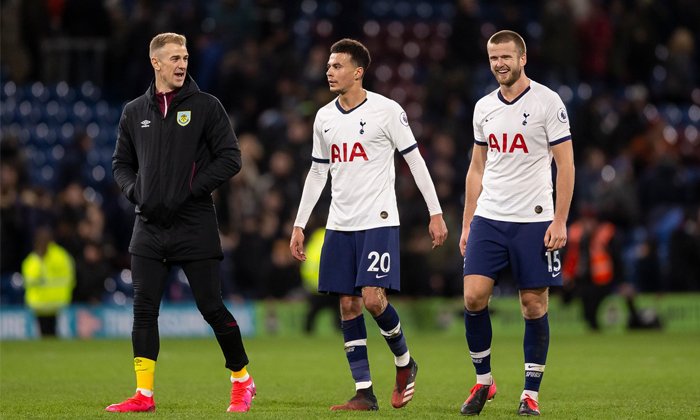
[342,314,371,386]
[465,307,492,375]
[523,313,549,392]
[373,304,408,363]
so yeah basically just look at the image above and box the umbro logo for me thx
[140,120,151,128]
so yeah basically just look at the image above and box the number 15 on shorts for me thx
[546,250,561,277]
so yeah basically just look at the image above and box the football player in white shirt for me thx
[290,38,448,411]
[459,30,574,417]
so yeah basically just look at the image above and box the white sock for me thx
[476,373,493,385]
[355,381,372,390]
[231,373,250,383]
[521,390,538,401]
[136,388,153,397]
[395,351,410,367]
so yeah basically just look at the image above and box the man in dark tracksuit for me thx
[106,33,255,414]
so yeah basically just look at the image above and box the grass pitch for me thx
[1,329,699,419]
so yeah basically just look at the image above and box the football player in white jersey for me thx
[459,30,574,416]
[290,38,448,411]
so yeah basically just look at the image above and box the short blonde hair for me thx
[488,30,527,56]
[149,33,187,57]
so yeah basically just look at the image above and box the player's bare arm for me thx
[544,141,575,251]
[460,145,487,256]
[290,226,307,261]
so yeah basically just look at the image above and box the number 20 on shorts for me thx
[367,251,391,273]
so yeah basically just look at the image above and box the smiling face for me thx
[151,42,188,93]
[326,52,363,95]
[487,40,526,87]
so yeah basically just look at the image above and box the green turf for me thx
[2,330,699,419]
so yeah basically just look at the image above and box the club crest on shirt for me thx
[557,108,568,123]
[177,111,191,126]
[400,112,409,126]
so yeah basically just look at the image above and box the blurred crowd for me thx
[1,0,699,309]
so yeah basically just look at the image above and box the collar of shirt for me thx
[155,89,180,117]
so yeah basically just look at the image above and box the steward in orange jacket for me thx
[562,214,621,330]
[563,220,616,286]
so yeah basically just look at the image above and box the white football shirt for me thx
[311,90,418,231]
[473,80,571,222]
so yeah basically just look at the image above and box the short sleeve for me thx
[545,93,571,145]
[473,104,487,146]
[311,114,330,163]
[386,101,417,153]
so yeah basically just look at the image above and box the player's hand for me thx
[459,226,470,257]
[428,214,448,249]
[289,226,307,261]
[544,219,567,251]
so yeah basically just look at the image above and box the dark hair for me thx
[488,30,527,56]
[330,38,371,71]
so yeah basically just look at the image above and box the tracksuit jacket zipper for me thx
[159,95,168,261]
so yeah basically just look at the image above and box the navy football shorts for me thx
[319,227,400,296]
[463,216,563,289]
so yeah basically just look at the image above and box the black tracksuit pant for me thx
[131,255,249,371]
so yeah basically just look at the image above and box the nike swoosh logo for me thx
[552,272,561,278]
[323,128,331,133]
[375,274,388,279]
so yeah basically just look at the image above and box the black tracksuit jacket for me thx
[112,75,241,261]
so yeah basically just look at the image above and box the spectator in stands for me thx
[668,207,700,291]
[54,182,87,257]
[577,1,613,83]
[73,240,111,304]
[662,27,696,103]
[1,158,32,301]
[57,131,92,189]
[21,226,75,337]
[18,0,51,81]
[541,0,578,84]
